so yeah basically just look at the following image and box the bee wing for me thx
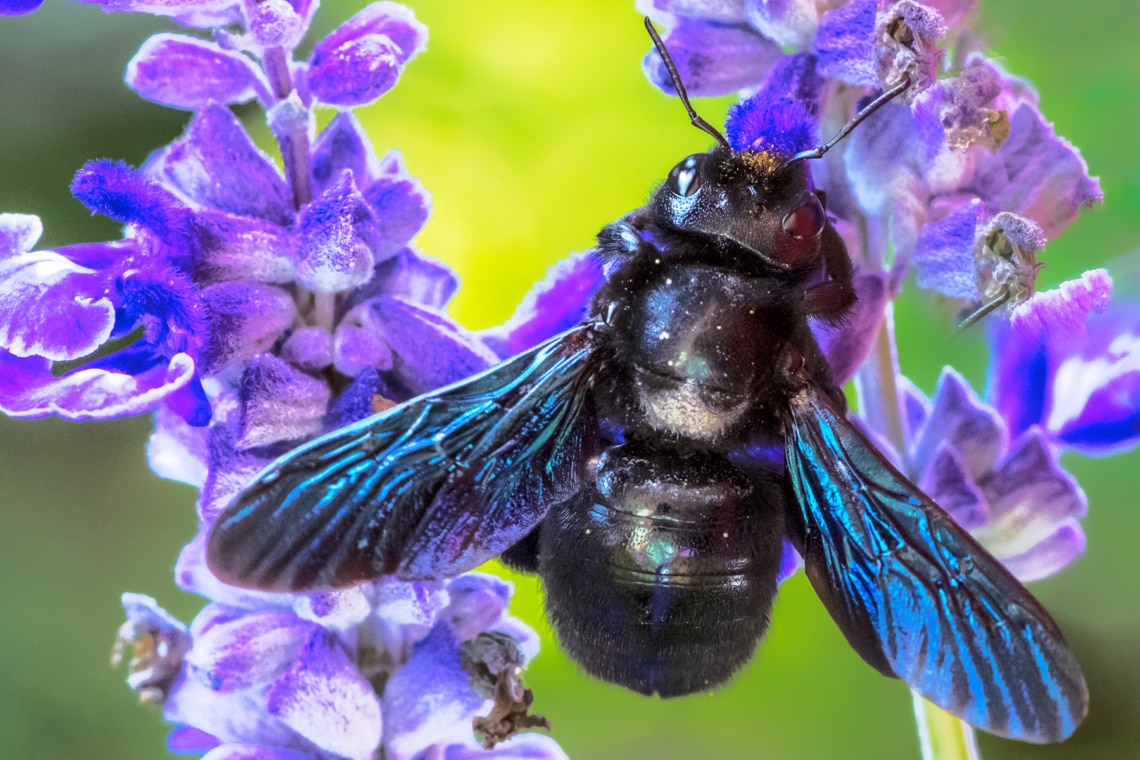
[784,385,1087,743]
[208,323,602,591]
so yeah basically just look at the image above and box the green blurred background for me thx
[1,1,1137,757]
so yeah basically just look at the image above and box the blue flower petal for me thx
[745,0,827,49]
[370,295,499,393]
[187,209,297,286]
[912,367,1007,479]
[296,171,377,292]
[147,402,211,487]
[146,104,293,226]
[0,213,43,258]
[913,198,983,299]
[918,444,989,530]
[361,152,431,260]
[814,0,877,86]
[0,249,116,360]
[0,349,196,421]
[308,2,428,107]
[0,0,43,15]
[644,17,780,98]
[443,733,569,760]
[166,725,220,754]
[199,281,296,374]
[1010,268,1112,345]
[326,366,387,427]
[236,353,331,449]
[382,624,486,760]
[311,112,382,195]
[479,251,604,359]
[265,629,382,758]
[443,573,511,641]
[186,610,317,693]
[126,34,265,110]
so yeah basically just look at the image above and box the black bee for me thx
[208,19,1087,743]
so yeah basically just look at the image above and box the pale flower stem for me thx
[914,692,981,760]
[855,297,982,760]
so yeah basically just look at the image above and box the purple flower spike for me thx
[308,2,428,107]
[643,17,781,98]
[127,34,266,110]
[0,0,42,14]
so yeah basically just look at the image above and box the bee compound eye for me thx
[669,154,703,197]
[781,194,827,240]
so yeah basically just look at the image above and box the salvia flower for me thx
[0,0,567,757]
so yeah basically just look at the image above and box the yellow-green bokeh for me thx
[0,1,1137,758]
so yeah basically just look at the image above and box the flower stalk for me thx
[915,692,981,760]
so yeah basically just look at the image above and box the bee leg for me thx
[805,227,855,321]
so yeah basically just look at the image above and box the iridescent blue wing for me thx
[208,323,602,591]
[784,385,1087,743]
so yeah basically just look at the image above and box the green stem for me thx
[854,290,981,760]
[914,693,980,760]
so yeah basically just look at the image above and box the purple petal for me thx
[308,2,427,107]
[994,520,1085,584]
[985,317,1049,440]
[350,247,459,313]
[479,251,604,358]
[280,326,334,372]
[187,209,297,285]
[194,405,276,525]
[371,295,499,393]
[147,402,211,486]
[814,270,889,384]
[200,281,296,374]
[443,574,511,641]
[0,213,43,258]
[200,745,313,760]
[361,152,431,260]
[382,624,486,760]
[237,353,330,449]
[725,53,821,155]
[296,171,376,292]
[776,537,802,584]
[311,112,382,195]
[912,367,1007,479]
[973,429,1087,579]
[745,0,826,49]
[844,101,926,224]
[266,630,382,758]
[1010,268,1113,345]
[444,733,569,760]
[294,587,373,630]
[187,611,318,693]
[978,104,1103,240]
[644,18,780,98]
[814,0,877,86]
[333,323,393,377]
[164,671,300,751]
[918,445,989,530]
[197,742,312,760]
[0,0,43,15]
[0,349,196,421]
[71,160,191,246]
[127,34,264,109]
[639,0,748,24]
[1046,309,1140,456]
[246,0,304,49]
[913,199,983,298]
[327,367,393,426]
[85,0,242,27]
[0,250,115,360]
[898,374,932,445]
[167,726,220,753]
[146,104,292,226]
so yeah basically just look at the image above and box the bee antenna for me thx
[776,76,912,173]
[644,17,732,150]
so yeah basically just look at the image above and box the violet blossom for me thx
[0,0,570,757]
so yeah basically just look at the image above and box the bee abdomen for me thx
[537,444,787,697]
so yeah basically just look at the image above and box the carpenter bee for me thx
[208,19,1087,743]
